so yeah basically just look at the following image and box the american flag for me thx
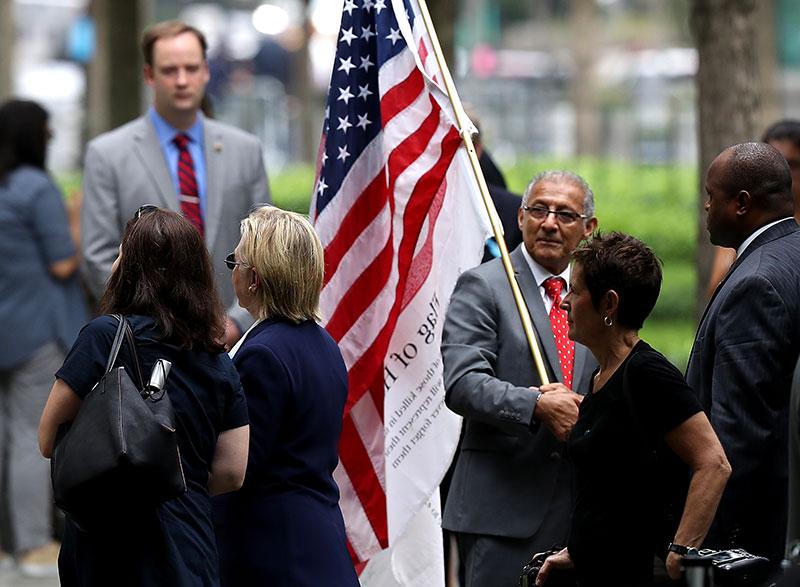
[312,0,488,570]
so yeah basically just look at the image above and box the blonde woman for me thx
[213,207,359,586]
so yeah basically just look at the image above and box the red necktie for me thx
[173,133,204,237]
[543,276,574,389]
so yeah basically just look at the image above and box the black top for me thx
[55,315,248,587]
[567,340,702,586]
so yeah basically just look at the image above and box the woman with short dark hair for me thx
[39,207,249,587]
[536,232,731,587]
[214,206,358,586]
[0,99,87,574]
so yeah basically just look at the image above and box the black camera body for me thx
[695,549,772,586]
[519,549,576,587]
[519,548,771,587]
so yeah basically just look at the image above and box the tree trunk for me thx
[86,0,144,140]
[0,0,13,101]
[572,0,599,156]
[691,0,761,320]
[755,0,779,131]
[294,1,317,163]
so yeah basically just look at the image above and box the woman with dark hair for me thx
[0,99,87,574]
[213,206,358,586]
[38,207,249,586]
[536,232,731,587]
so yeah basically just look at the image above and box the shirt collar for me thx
[520,244,571,289]
[148,107,204,148]
[736,217,793,257]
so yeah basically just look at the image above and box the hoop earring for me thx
[603,315,613,327]
[248,284,257,293]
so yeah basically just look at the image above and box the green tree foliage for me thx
[266,158,698,366]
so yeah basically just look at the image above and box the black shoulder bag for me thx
[51,315,186,530]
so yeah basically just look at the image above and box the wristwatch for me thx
[667,542,699,556]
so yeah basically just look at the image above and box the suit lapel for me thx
[132,117,179,211]
[203,120,224,248]
[511,247,562,383]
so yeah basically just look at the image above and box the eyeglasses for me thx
[225,252,249,271]
[134,204,159,221]
[522,205,588,225]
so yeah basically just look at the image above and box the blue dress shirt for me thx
[149,107,208,218]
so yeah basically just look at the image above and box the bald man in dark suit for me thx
[687,142,800,569]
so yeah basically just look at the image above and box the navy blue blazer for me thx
[214,318,359,587]
[687,218,800,562]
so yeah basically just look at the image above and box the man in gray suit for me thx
[686,142,800,567]
[81,20,270,347]
[442,171,598,586]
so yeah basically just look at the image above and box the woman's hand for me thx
[222,317,242,351]
[535,547,573,586]
[666,551,683,580]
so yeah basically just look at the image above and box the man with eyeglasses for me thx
[441,170,598,586]
[80,20,270,348]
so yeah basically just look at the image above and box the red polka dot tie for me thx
[543,276,574,389]
[173,133,204,238]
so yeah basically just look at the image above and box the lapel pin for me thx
[214,142,223,152]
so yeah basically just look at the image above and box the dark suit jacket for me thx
[788,356,800,557]
[483,184,523,262]
[441,246,596,542]
[686,218,800,562]
[479,149,508,190]
[214,319,358,587]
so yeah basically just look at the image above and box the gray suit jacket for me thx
[81,115,270,329]
[686,218,800,562]
[441,246,596,540]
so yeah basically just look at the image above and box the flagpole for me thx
[414,0,550,385]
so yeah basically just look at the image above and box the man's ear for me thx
[143,64,154,87]
[735,190,752,217]
[583,216,598,239]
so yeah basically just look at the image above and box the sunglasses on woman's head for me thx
[134,204,159,221]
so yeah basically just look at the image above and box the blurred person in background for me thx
[81,19,271,349]
[214,206,358,587]
[536,232,730,586]
[39,207,249,586]
[0,98,88,577]
[462,110,522,262]
[706,120,800,297]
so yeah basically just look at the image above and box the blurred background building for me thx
[3,0,800,173]
[2,0,799,366]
